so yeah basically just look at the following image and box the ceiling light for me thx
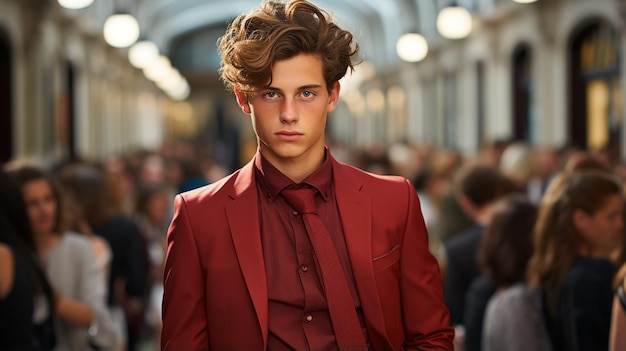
[156,69,183,90]
[103,13,140,48]
[437,5,473,39]
[396,33,428,62]
[58,0,94,9]
[129,41,159,69]
[167,80,191,101]
[512,0,538,3]
[143,55,172,82]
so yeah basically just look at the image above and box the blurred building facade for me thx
[1,0,625,166]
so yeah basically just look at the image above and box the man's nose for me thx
[279,98,299,123]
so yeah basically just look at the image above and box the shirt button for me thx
[301,265,309,272]
[305,314,313,322]
[292,210,299,216]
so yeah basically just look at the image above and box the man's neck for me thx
[260,147,326,183]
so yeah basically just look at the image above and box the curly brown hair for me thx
[217,0,360,94]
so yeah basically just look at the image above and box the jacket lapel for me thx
[225,159,268,348]
[332,159,391,348]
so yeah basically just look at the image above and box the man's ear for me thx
[234,87,251,114]
[327,81,340,113]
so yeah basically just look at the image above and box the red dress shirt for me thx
[255,150,366,350]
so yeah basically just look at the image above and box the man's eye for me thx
[302,91,313,98]
[265,92,278,98]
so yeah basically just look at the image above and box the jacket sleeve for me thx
[400,179,455,350]
[161,194,209,351]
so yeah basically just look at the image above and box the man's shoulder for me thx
[334,160,408,188]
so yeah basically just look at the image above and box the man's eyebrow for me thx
[298,84,323,90]
[263,84,324,91]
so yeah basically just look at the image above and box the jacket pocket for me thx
[372,244,400,271]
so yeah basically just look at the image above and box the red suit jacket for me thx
[161,154,454,350]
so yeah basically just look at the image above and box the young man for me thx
[161,1,453,350]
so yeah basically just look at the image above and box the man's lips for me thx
[276,131,303,141]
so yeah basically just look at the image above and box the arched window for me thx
[512,44,533,141]
[0,29,12,163]
[568,19,622,160]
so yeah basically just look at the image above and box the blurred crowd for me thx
[345,138,626,351]
[0,139,225,350]
[3,136,626,350]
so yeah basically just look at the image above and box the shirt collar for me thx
[254,147,333,202]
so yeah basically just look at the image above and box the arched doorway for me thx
[512,43,532,141]
[568,19,622,162]
[0,29,12,163]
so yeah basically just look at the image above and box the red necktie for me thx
[281,187,368,351]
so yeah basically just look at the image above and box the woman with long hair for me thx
[0,167,55,350]
[7,164,120,351]
[528,170,624,351]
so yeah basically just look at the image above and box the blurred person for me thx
[434,190,474,245]
[413,149,464,253]
[355,146,392,175]
[563,151,612,174]
[202,158,230,184]
[387,142,420,179]
[7,164,120,351]
[165,157,208,193]
[55,167,113,285]
[498,141,535,193]
[476,138,511,167]
[56,163,147,351]
[161,0,454,350]
[133,183,171,348]
[528,170,624,351]
[413,169,438,237]
[138,153,167,186]
[526,146,560,204]
[441,164,517,329]
[562,152,622,262]
[0,167,56,351]
[103,155,139,217]
[477,194,550,351]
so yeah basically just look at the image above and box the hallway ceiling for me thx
[139,0,438,69]
[61,0,505,75]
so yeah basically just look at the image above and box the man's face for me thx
[235,53,339,174]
